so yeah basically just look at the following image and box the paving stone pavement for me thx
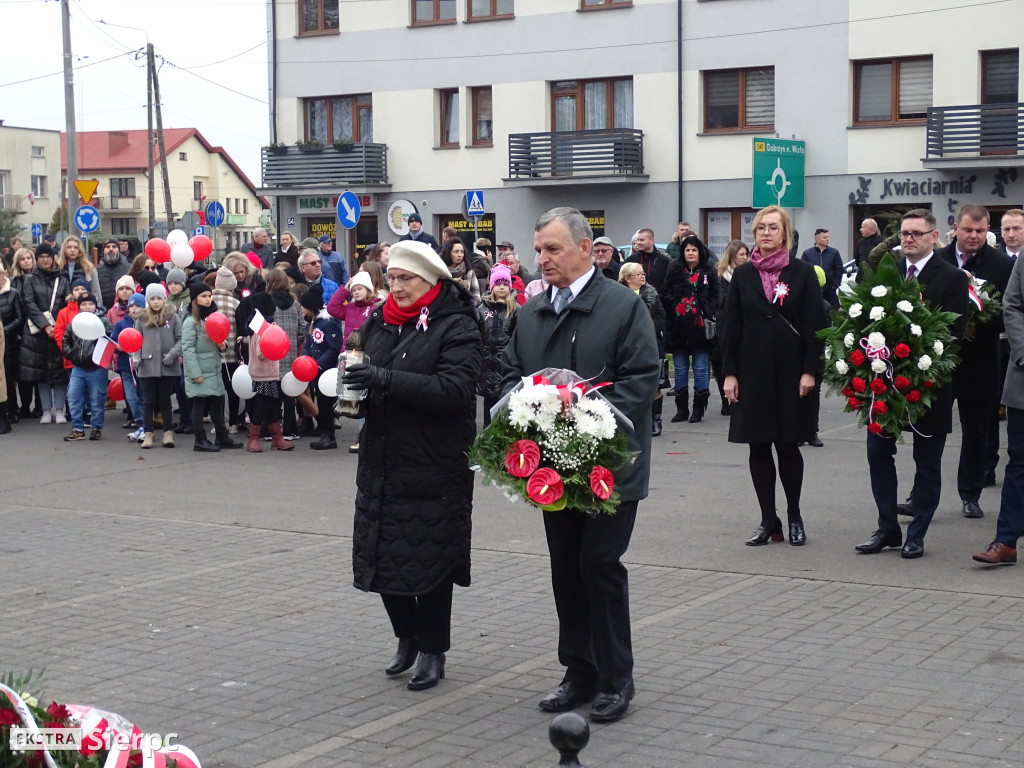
[4,395,1024,767]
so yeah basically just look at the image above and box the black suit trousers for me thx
[957,398,996,501]
[867,430,946,540]
[543,500,638,693]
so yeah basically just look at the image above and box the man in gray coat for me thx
[500,207,660,724]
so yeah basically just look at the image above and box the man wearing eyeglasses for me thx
[297,248,339,303]
[937,205,1014,520]
[857,209,968,560]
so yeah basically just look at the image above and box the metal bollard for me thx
[549,712,589,767]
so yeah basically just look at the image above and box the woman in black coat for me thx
[343,240,482,692]
[661,234,720,423]
[19,247,71,423]
[721,206,827,548]
[619,262,668,435]
[0,258,24,424]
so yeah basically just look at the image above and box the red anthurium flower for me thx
[894,343,911,358]
[527,468,564,506]
[590,466,614,500]
[128,752,144,768]
[504,439,541,478]
[906,390,921,403]
[842,386,855,398]
[871,379,886,394]
[851,377,867,393]
[0,708,20,727]
[848,397,862,410]
[872,401,887,415]
[868,422,884,434]
[894,376,910,390]
[850,350,866,366]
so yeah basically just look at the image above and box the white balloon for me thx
[318,367,338,398]
[280,371,307,398]
[231,364,255,400]
[167,229,189,246]
[170,243,195,268]
[71,311,105,341]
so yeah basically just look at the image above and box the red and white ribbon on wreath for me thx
[967,283,984,312]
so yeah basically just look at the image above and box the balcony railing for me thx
[507,129,644,179]
[0,194,24,211]
[261,143,388,187]
[98,196,141,210]
[926,102,1024,159]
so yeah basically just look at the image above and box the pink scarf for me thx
[749,245,790,301]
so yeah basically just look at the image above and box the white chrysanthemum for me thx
[867,331,886,349]
[933,340,944,355]
[575,397,616,440]
[824,347,832,360]
[897,300,914,313]
[849,303,863,319]
[869,306,885,321]
[871,285,888,297]
[871,359,887,374]
[844,332,855,348]
[910,324,922,336]
[918,355,932,371]
[835,360,849,375]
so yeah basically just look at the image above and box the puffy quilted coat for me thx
[475,297,516,399]
[352,280,482,596]
[18,265,70,384]
[182,315,227,398]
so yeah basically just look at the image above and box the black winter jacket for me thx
[352,280,482,595]
[0,283,22,350]
[661,243,720,352]
[61,313,114,370]
[476,297,516,398]
[96,256,130,308]
[18,266,70,384]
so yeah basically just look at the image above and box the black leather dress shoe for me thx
[385,638,418,676]
[407,652,445,691]
[538,681,596,713]
[808,434,823,447]
[788,520,806,546]
[983,470,997,487]
[745,520,784,546]
[896,497,913,516]
[855,530,902,554]
[589,679,635,723]
[962,500,984,519]
[901,537,924,559]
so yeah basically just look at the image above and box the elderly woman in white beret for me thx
[344,240,482,692]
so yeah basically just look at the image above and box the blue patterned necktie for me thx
[555,287,573,314]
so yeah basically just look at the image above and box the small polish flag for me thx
[248,309,269,336]
[92,337,116,368]
[26,191,34,206]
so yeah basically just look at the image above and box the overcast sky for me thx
[0,0,269,182]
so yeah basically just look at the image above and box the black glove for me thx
[344,362,391,391]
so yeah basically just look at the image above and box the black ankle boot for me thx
[689,389,709,423]
[215,431,243,449]
[651,397,663,437]
[385,638,418,676]
[670,390,689,423]
[408,652,445,691]
[193,435,221,453]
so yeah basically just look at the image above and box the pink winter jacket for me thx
[248,330,280,382]
[325,285,382,344]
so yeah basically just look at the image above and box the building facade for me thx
[0,124,63,242]
[61,129,269,255]
[263,0,1024,269]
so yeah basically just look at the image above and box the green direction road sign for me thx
[752,137,805,208]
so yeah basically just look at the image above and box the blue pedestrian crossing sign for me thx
[337,191,361,230]
[74,205,100,234]
[31,223,43,239]
[205,201,226,228]
[466,190,485,218]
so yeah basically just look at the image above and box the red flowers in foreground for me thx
[906,390,921,403]
[872,401,887,415]
[894,375,910,390]
[504,440,541,478]
[851,377,867,393]
[590,466,614,500]
[0,708,20,727]
[894,343,911,358]
[527,468,564,505]
[850,350,866,366]
[868,422,884,434]
[871,379,886,394]
[848,397,862,410]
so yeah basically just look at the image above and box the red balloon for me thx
[259,325,290,361]
[107,377,124,402]
[205,311,230,345]
[291,355,319,383]
[117,327,143,353]
[145,238,171,264]
[189,234,213,261]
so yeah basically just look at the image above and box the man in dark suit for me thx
[800,228,844,309]
[857,209,968,559]
[989,209,1024,481]
[938,205,1014,519]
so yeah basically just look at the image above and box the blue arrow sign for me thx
[205,201,226,228]
[74,205,100,234]
[337,191,361,230]
[31,223,42,239]
[466,190,485,217]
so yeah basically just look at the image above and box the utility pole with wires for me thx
[150,52,173,229]
[146,44,156,233]
[60,0,78,213]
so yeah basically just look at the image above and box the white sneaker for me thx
[40,409,53,425]
[127,427,144,442]
[54,410,67,424]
